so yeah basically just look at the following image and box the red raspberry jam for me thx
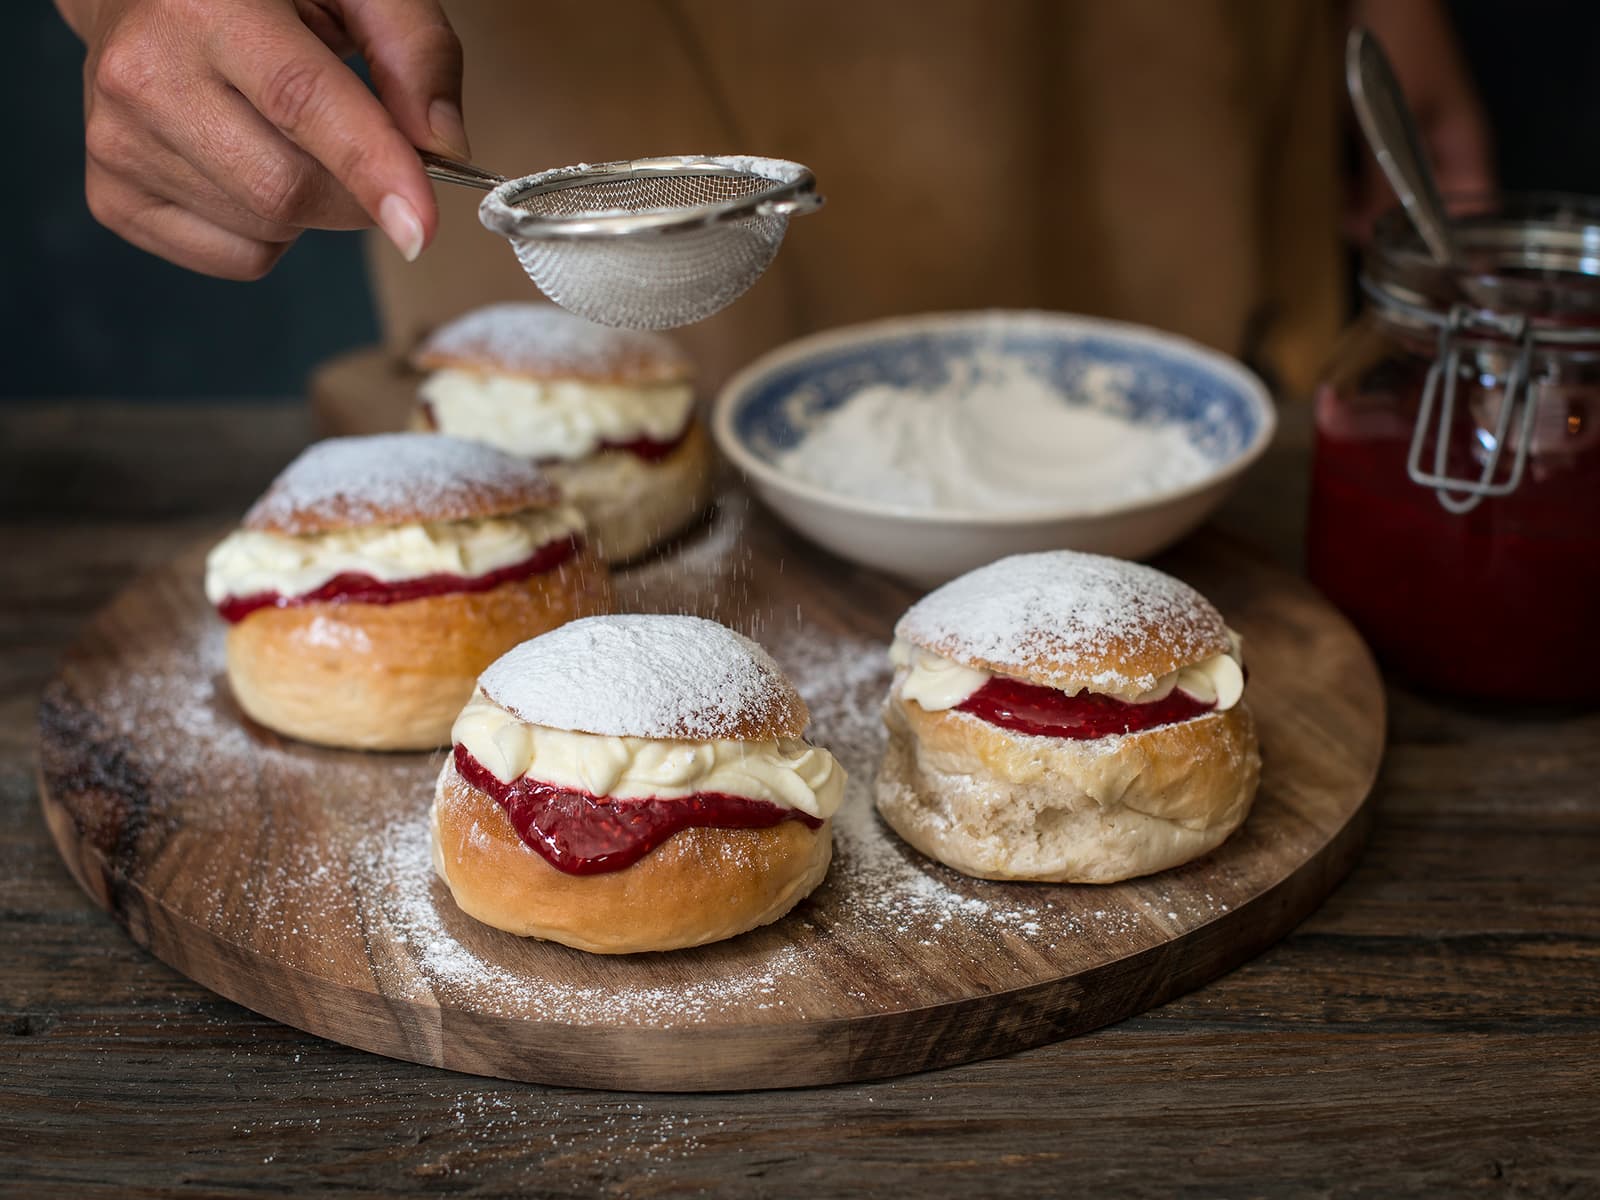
[956,676,1217,739]
[600,431,689,462]
[216,535,578,624]
[453,744,822,875]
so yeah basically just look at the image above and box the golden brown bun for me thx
[225,547,612,751]
[543,422,716,563]
[895,551,1234,696]
[430,758,832,953]
[244,433,561,537]
[876,693,1260,884]
[411,302,693,385]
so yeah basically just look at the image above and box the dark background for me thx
[5,1,1598,403]
[2,5,377,401]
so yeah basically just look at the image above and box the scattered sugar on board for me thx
[897,549,1228,694]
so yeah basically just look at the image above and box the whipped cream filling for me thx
[204,506,585,604]
[889,632,1246,712]
[419,368,695,461]
[452,691,845,820]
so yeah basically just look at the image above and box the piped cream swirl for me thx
[452,691,845,820]
[204,506,584,604]
[889,632,1246,713]
[420,368,695,461]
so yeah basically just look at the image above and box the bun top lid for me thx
[412,302,693,385]
[242,433,561,536]
[895,550,1233,696]
[477,614,809,742]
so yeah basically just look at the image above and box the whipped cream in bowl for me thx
[714,311,1274,585]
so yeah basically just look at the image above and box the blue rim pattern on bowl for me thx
[718,311,1275,523]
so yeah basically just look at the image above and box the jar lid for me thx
[1355,194,1600,512]
[1364,193,1600,346]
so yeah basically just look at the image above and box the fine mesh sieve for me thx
[422,153,823,329]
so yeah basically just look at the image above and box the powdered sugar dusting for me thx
[347,621,1168,1025]
[897,550,1229,694]
[414,303,691,383]
[45,501,1282,1043]
[243,434,557,536]
[477,613,804,740]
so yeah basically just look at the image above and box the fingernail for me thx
[378,193,425,262]
[428,98,470,160]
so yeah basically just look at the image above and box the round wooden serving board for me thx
[38,496,1385,1092]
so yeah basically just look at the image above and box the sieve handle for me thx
[420,151,506,191]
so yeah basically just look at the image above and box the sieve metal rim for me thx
[477,155,821,242]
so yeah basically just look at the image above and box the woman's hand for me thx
[55,0,466,279]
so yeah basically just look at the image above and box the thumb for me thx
[339,0,469,159]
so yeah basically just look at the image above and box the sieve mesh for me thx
[509,172,771,218]
[475,156,820,329]
[511,211,789,329]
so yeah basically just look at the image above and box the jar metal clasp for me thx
[1406,303,1539,514]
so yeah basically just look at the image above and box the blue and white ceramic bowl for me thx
[713,310,1276,586]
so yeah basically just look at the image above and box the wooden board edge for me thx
[36,755,1381,1092]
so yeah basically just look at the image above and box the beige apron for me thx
[364,0,1343,399]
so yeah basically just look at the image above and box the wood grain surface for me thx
[35,488,1383,1090]
[4,403,1597,1195]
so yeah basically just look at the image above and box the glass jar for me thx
[1308,195,1600,702]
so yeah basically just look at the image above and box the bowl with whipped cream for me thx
[713,310,1275,585]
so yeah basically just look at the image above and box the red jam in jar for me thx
[1308,198,1600,701]
[453,744,821,875]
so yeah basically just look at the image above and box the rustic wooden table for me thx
[2,402,1596,1198]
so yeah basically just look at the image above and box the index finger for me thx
[210,5,436,259]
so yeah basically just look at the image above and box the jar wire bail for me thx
[1403,303,1539,514]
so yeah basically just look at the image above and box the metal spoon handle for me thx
[420,151,506,191]
[1346,27,1461,270]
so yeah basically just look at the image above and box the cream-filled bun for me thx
[206,433,612,752]
[876,550,1261,884]
[431,614,844,953]
[411,303,715,563]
